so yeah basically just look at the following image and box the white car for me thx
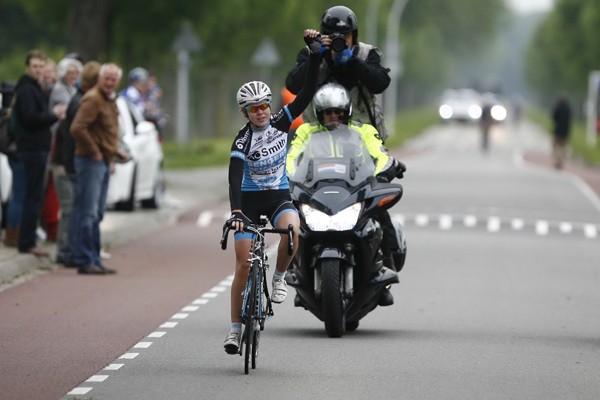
[106,96,165,211]
[438,88,482,123]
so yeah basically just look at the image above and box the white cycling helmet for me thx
[236,81,272,108]
[313,82,352,125]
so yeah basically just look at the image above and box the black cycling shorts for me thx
[235,189,297,240]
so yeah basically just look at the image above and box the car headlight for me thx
[469,105,482,119]
[491,105,507,121]
[301,203,361,231]
[439,104,453,119]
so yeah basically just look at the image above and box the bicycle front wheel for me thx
[244,263,259,374]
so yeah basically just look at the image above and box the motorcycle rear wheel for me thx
[321,259,345,338]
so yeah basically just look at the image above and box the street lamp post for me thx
[171,21,201,146]
[383,0,410,135]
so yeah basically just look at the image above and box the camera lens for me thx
[331,36,347,52]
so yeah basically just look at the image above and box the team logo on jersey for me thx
[247,150,262,161]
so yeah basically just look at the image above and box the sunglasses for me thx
[245,102,270,113]
[323,108,345,116]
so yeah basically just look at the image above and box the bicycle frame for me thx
[221,217,294,374]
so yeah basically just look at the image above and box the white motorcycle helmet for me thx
[313,82,352,125]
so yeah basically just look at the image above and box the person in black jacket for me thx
[12,50,66,257]
[285,5,391,141]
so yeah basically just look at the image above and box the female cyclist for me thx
[223,29,322,354]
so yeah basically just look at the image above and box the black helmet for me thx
[321,6,358,34]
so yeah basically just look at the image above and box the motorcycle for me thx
[285,126,406,337]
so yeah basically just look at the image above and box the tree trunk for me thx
[67,0,111,62]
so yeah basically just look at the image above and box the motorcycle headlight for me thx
[301,203,361,231]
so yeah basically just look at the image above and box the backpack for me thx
[0,96,18,155]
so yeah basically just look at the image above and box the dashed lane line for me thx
[65,275,235,397]
[195,210,600,240]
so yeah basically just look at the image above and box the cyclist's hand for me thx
[227,211,252,232]
[304,29,322,54]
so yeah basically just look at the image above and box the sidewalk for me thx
[0,166,230,292]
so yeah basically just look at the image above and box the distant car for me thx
[106,96,165,211]
[438,88,482,123]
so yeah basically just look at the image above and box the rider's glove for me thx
[304,35,322,55]
[334,48,353,65]
[227,211,252,228]
[395,161,407,179]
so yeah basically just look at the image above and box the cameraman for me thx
[285,5,391,142]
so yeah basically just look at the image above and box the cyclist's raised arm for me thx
[286,29,321,121]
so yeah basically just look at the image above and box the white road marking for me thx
[86,375,109,382]
[415,214,429,226]
[119,353,139,359]
[463,215,477,227]
[67,387,92,395]
[511,219,524,230]
[584,224,598,239]
[104,364,124,370]
[160,322,178,328]
[196,211,213,227]
[211,286,227,293]
[134,342,152,349]
[559,222,573,234]
[171,313,189,319]
[439,214,452,230]
[487,217,501,232]
[147,331,166,338]
[181,306,199,312]
[192,299,209,305]
[202,292,218,299]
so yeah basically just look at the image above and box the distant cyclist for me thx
[223,29,322,355]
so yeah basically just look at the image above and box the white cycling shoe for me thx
[271,278,288,304]
[223,331,241,355]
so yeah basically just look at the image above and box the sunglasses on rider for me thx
[323,108,345,116]
[245,102,270,113]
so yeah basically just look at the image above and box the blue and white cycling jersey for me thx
[230,106,294,191]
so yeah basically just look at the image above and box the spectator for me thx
[70,62,128,274]
[61,61,101,267]
[120,67,149,118]
[49,57,84,264]
[44,57,84,245]
[1,81,23,248]
[40,58,57,95]
[286,5,390,142]
[551,92,572,169]
[144,74,167,140]
[12,50,66,257]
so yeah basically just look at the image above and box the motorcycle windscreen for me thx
[289,126,375,188]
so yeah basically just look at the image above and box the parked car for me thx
[106,96,165,211]
[438,88,482,123]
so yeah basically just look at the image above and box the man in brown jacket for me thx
[70,62,128,274]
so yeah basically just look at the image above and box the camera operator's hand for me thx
[304,29,322,54]
[334,48,353,65]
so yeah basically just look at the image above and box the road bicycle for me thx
[221,217,294,374]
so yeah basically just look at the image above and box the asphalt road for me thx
[1,119,600,400]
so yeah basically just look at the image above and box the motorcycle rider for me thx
[287,82,406,306]
[223,29,322,355]
[285,5,391,142]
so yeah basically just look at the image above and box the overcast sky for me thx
[506,0,553,14]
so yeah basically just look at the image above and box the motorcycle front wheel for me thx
[321,259,345,338]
